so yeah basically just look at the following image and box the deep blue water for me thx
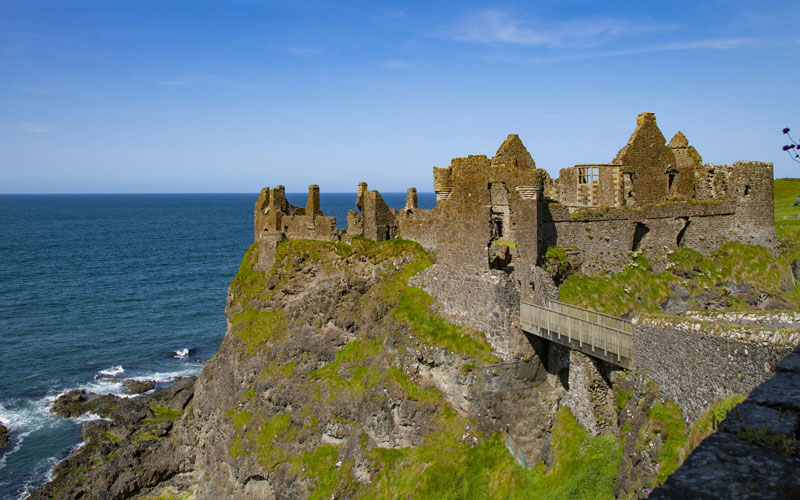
[0,191,435,499]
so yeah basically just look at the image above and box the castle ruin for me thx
[252,112,785,426]
[253,112,775,292]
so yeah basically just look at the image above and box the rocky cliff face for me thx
[34,238,725,499]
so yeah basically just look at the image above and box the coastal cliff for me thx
[34,236,782,500]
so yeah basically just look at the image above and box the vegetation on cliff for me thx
[559,242,799,318]
[557,179,800,318]
[214,238,631,499]
[775,178,800,252]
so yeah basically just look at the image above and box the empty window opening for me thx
[578,167,598,185]
[491,217,504,240]
[744,184,751,196]
[667,172,676,192]
[623,173,634,201]
[676,217,690,247]
[632,222,650,251]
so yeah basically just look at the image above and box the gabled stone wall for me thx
[252,113,776,280]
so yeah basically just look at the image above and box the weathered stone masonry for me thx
[251,113,782,408]
[254,112,776,281]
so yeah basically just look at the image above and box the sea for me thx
[0,191,435,499]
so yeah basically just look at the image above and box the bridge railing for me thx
[520,299,633,369]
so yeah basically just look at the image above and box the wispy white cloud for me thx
[449,10,677,48]
[152,73,251,88]
[20,122,54,134]
[514,37,794,64]
[285,47,323,56]
[380,59,412,70]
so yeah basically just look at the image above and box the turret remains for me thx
[253,113,776,280]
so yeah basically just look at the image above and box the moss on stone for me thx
[736,424,800,456]
[232,309,287,354]
[560,240,799,317]
[146,407,183,424]
[364,406,621,500]
[647,402,688,483]
[686,394,744,450]
[291,444,357,500]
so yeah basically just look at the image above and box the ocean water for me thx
[0,191,435,499]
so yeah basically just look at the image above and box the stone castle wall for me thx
[253,113,775,283]
[633,324,790,423]
[409,264,527,361]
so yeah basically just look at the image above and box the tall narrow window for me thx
[578,167,598,184]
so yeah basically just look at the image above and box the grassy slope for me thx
[226,238,628,499]
[559,179,800,317]
[228,198,780,498]
[775,179,800,253]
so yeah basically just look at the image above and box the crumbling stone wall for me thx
[558,164,621,207]
[668,131,702,198]
[409,264,528,361]
[613,112,681,205]
[252,112,776,290]
[396,208,437,252]
[541,200,740,274]
[253,184,338,271]
[346,182,399,241]
[430,135,544,302]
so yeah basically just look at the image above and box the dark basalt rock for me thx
[51,389,92,418]
[0,421,9,449]
[31,377,197,500]
[122,379,156,395]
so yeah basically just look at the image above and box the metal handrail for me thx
[520,299,633,366]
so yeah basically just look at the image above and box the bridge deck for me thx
[520,299,633,369]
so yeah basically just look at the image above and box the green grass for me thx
[228,412,293,468]
[615,389,633,412]
[559,253,678,317]
[491,240,517,249]
[774,179,800,251]
[392,286,497,363]
[308,338,382,396]
[558,180,800,316]
[646,402,687,483]
[232,309,287,354]
[229,243,271,306]
[292,444,357,500]
[560,242,798,317]
[145,407,183,424]
[544,246,573,265]
[687,394,744,450]
[365,406,621,500]
[132,430,164,442]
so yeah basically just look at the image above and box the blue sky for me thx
[1,0,798,193]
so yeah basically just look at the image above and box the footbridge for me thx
[520,299,633,369]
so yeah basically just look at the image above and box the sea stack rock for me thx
[0,421,9,449]
[122,379,156,395]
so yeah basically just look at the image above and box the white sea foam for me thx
[73,413,111,424]
[0,396,60,470]
[13,455,59,500]
[1,359,206,494]
[97,365,124,377]
[173,348,190,359]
